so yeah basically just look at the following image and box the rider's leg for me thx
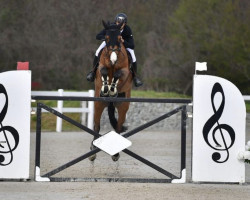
[86,41,106,82]
[126,48,143,87]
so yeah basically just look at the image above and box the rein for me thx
[104,42,126,60]
[106,44,121,53]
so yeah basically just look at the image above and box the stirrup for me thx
[134,77,143,87]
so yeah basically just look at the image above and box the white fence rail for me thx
[244,95,250,101]
[30,92,249,133]
[31,89,94,132]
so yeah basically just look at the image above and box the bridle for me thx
[104,27,126,65]
[105,28,122,51]
[107,45,121,53]
[104,39,122,57]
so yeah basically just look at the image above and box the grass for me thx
[246,102,250,113]
[131,90,190,98]
[31,100,82,132]
[31,113,81,132]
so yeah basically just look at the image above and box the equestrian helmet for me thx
[115,13,127,24]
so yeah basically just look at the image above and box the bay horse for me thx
[89,21,133,161]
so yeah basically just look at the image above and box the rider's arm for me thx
[96,29,106,41]
[122,26,135,49]
[123,36,135,49]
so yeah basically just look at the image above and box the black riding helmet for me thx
[115,13,127,24]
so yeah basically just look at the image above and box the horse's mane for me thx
[108,23,118,30]
[103,20,122,31]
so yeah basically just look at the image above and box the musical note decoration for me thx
[202,82,235,163]
[0,84,20,166]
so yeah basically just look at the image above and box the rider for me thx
[86,13,143,87]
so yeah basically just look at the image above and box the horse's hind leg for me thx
[89,102,106,161]
[111,102,130,162]
[116,102,130,133]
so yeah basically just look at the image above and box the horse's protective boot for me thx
[86,56,99,82]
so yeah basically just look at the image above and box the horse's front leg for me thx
[109,70,122,97]
[100,67,110,97]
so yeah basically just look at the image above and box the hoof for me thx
[100,89,109,97]
[101,85,110,97]
[88,154,96,161]
[108,91,118,97]
[111,153,120,162]
[89,143,97,161]
[109,84,118,97]
[100,92,109,97]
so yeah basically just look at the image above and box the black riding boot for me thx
[86,56,99,82]
[131,62,143,87]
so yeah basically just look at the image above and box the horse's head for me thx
[102,20,123,65]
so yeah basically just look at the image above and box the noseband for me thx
[106,42,121,52]
[109,47,121,52]
[105,43,122,59]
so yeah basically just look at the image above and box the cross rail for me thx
[31,95,192,104]
[34,97,189,183]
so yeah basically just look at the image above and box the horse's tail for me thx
[108,102,127,133]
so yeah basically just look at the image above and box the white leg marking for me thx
[109,78,119,96]
[101,76,110,95]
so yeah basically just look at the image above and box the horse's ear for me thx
[102,20,109,30]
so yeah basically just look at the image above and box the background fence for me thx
[31,89,94,132]
[30,90,250,132]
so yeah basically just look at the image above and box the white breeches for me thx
[95,41,106,57]
[126,48,136,62]
[95,41,136,63]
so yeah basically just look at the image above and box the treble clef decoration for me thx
[202,82,235,163]
[0,84,19,166]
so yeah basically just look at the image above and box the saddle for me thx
[126,50,133,69]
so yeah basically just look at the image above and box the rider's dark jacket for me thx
[96,24,135,49]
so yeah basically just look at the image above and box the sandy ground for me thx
[1,122,250,200]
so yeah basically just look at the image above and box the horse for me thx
[89,21,133,162]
